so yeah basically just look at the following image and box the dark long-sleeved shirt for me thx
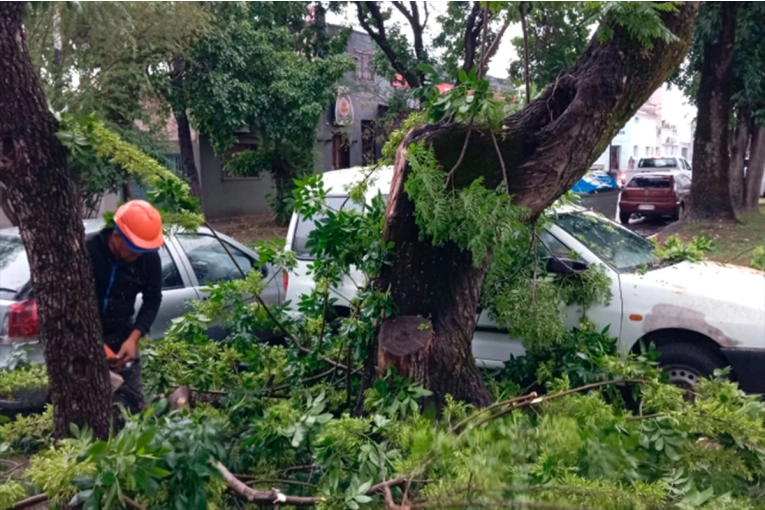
[85,228,162,343]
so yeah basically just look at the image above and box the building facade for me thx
[592,86,695,177]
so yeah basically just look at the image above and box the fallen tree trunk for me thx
[373,3,699,407]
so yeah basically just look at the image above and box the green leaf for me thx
[459,68,468,84]
[86,441,109,459]
[357,480,372,495]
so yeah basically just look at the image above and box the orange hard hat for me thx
[113,200,164,253]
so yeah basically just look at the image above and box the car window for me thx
[554,212,660,271]
[638,158,678,168]
[0,235,30,294]
[159,245,183,289]
[539,231,571,260]
[292,196,364,259]
[627,175,672,188]
[176,234,254,286]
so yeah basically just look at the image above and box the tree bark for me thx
[0,182,18,226]
[519,1,531,105]
[174,109,203,205]
[729,107,751,211]
[0,3,112,439]
[744,123,765,210]
[373,3,698,407]
[689,2,738,221]
[170,57,203,206]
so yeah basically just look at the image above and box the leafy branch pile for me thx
[57,113,204,230]
[1,176,764,509]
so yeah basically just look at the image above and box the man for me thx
[85,200,164,412]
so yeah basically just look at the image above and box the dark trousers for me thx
[105,327,144,414]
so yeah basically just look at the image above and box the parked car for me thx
[0,219,282,408]
[618,156,692,187]
[617,172,691,224]
[284,166,765,394]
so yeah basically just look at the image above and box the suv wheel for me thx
[619,212,631,225]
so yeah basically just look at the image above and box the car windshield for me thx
[553,212,660,272]
[0,235,31,294]
[638,158,678,168]
[627,175,672,188]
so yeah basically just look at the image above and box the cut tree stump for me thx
[378,316,433,382]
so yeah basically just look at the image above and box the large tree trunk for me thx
[0,3,112,439]
[373,3,698,407]
[744,123,765,210]
[729,107,751,211]
[690,2,738,221]
[169,57,203,206]
[174,108,203,206]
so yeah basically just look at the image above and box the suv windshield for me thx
[554,212,660,272]
[638,158,678,168]
[0,235,31,294]
[292,196,364,258]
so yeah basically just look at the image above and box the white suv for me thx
[285,166,765,392]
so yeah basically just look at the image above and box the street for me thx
[625,216,673,239]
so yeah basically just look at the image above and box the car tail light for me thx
[282,270,289,293]
[7,298,39,340]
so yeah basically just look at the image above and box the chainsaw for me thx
[104,345,143,412]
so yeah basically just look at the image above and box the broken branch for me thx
[214,459,325,506]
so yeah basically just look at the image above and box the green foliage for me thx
[381,111,426,165]
[12,157,765,509]
[405,142,526,265]
[0,363,47,398]
[57,113,203,230]
[415,64,517,128]
[405,143,611,349]
[587,1,682,50]
[673,1,765,116]
[752,243,765,271]
[0,406,53,456]
[654,235,714,263]
[0,482,26,510]
[175,1,354,221]
[24,2,210,124]
[364,368,432,420]
[508,2,590,88]
[27,442,97,505]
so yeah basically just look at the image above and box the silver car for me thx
[0,220,283,405]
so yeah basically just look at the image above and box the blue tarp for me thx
[572,170,619,193]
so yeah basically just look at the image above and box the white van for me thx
[285,166,765,392]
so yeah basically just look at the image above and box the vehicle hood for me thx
[641,261,765,307]
[622,261,765,348]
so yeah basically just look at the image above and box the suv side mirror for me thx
[546,257,588,275]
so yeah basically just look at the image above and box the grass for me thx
[657,205,765,266]
[209,213,288,247]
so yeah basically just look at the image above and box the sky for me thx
[327,3,696,125]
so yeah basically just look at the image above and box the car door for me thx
[472,234,571,368]
[133,240,200,340]
[472,224,624,368]
[173,231,280,305]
